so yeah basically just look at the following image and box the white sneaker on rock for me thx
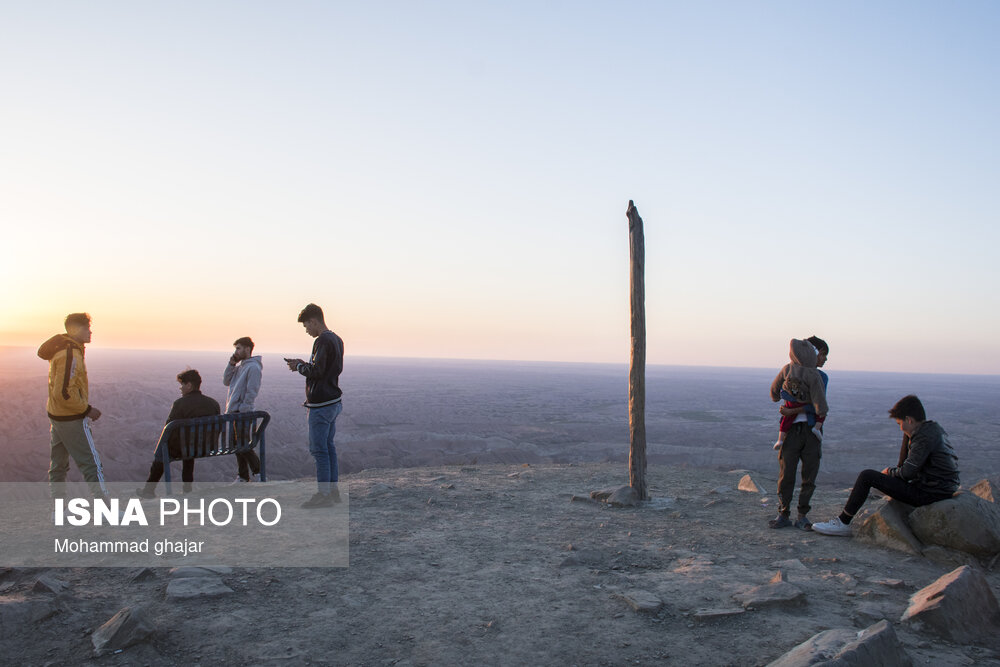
[229,477,249,485]
[811,517,852,536]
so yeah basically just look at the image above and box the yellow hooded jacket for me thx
[37,334,91,420]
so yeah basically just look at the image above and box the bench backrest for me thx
[154,411,271,461]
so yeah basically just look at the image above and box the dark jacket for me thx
[164,390,221,457]
[887,421,960,494]
[297,330,344,407]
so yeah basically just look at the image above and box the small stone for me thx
[693,608,745,622]
[33,575,69,595]
[737,474,767,494]
[615,590,663,613]
[165,577,234,600]
[733,581,805,609]
[91,606,154,657]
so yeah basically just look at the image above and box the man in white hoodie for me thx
[223,336,263,483]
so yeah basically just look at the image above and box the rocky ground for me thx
[2,463,999,666]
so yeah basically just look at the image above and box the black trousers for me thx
[844,469,952,517]
[776,422,821,517]
[236,450,261,480]
[147,458,194,484]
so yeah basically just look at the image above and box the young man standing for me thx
[37,313,106,497]
[137,370,221,497]
[223,336,263,483]
[769,335,829,530]
[812,394,960,536]
[286,303,344,508]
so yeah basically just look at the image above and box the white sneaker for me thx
[811,426,824,442]
[250,474,259,482]
[812,517,852,536]
[229,476,249,485]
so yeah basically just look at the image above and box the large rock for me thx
[854,501,923,556]
[907,492,1000,559]
[900,565,1000,645]
[971,477,1000,503]
[767,620,913,667]
[91,606,154,656]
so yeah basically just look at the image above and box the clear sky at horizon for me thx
[2,2,998,374]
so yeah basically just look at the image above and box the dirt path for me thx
[3,463,998,666]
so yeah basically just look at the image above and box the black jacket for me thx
[888,421,960,494]
[297,330,344,407]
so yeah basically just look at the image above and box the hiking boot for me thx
[793,516,812,531]
[768,514,792,529]
[301,493,335,509]
[812,517,852,536]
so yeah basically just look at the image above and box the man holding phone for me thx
[223,336,263,483]
[285,303,344,508]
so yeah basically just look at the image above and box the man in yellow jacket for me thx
[37,313,106,497]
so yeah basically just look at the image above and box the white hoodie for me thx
[222,356,262,413]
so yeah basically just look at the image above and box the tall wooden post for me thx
[627,200,648,500]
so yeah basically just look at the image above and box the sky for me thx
[1,1,998,374]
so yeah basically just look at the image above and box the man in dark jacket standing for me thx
[286,303,344,508]
[812,394,960,536]
[136,369,221,498]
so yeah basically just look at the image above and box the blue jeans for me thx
[308,401,342,494]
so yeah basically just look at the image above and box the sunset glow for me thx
[2,2,998,374]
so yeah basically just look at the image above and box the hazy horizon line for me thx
[3,345,998,379]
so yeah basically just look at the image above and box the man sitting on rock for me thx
[812,394,959,536]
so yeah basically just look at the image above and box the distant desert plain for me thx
[2,347,1000,666]
[2,346,998,486]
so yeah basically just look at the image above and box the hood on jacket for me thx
[789,338,818,368]
[243,355,263,368]
[37,334,82,361]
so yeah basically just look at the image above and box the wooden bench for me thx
[153,411,271,487]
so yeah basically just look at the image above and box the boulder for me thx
[854,501,923,556]
[970,477,1000,503]
[907,492,1000,559]
[900,565,1000,645]
[767,620,913,667]
[91,606,154,656]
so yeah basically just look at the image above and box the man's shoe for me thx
[250,473,259,482]
[768,514,792,529]
[229,476,249,485]
[812,517,852,536]
[301,493,335,509]
[793,516,812,531]
[135,487,156,499]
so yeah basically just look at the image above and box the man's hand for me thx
[286,358,304,371]
[89,407,102,421]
